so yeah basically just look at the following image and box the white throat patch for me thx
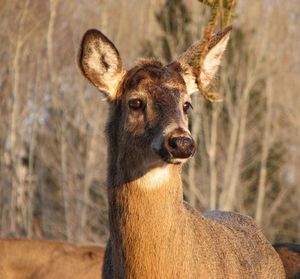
[136,166,170,190]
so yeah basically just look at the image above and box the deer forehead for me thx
[118,62,188,101]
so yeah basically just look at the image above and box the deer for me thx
[0,239,104,279]
[78,27,286,278]
[273,243,300,279]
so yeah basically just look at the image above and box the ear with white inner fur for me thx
[175,27,231,95]
[78,29,124,100]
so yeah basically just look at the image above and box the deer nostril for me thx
[168,137,178,149]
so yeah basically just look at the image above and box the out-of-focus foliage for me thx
[192,0,236,101]
[141,0,193,62]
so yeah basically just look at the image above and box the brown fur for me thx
[78,29,286,278]
[0,239,104,279]
[274,243,300,279]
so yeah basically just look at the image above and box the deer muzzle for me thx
[152,127,196,163]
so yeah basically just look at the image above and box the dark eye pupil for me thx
[183,102,192,113]
[129,99,143,110]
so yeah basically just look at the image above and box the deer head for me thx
[78,28,230,180]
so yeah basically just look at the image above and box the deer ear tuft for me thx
[78,29,124,100]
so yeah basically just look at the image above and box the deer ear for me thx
[78,29,124,100]
[176,26,231,95]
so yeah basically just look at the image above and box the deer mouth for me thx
[154,149,195,164]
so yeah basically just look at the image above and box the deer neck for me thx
[107,150,188,276]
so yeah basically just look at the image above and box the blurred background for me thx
[0,0,299,245]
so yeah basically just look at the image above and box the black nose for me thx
[166,135,195,159]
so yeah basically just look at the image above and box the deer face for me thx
[78,29,230,167]
[114,61,195,165]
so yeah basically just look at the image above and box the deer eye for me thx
[128,98,144,110]
[183,102,193,114]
